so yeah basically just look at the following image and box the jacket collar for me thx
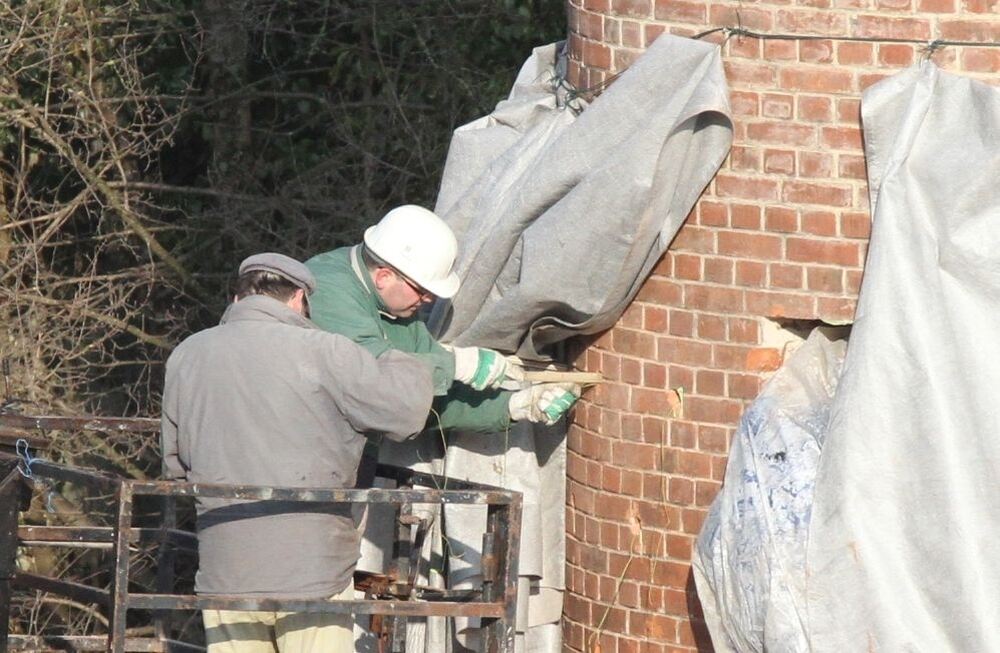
[349,245,395,320]
[220,294,317,330]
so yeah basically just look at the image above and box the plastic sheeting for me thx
[693,331,847,652]
[805,63,1000,651]
[697,62,1000,652]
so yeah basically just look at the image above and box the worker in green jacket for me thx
[306,204,579,433]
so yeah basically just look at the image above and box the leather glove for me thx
[508,383,581,425]
[451,346,524,391]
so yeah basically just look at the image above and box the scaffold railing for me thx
[0,414,522,653]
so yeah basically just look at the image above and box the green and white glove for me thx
[508,383,581,426]
[451,346,524,391]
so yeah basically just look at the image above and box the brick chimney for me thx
[562,1,999,650]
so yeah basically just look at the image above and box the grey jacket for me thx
[161,295,433,598]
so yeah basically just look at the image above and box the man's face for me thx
[372,267,435,318]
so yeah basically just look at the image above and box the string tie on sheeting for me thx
[15,438,36,478]
[922,39,944,61]
[15,438,57,512]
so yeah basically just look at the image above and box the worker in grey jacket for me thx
[161,253,434,653]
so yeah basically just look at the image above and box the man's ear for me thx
[371,266,394,290]
[285,288,307,315]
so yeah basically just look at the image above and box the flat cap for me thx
[238,253,316,295]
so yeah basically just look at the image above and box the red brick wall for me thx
[562,2,1000,651]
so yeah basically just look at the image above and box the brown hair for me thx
[360,244,389,272]
[233,270,300,302]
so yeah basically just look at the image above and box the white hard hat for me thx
[363,205,461,299]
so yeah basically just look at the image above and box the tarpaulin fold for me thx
[430,35,733,358]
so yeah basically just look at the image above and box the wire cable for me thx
[560,24,998,102]
[693,25,1000,51]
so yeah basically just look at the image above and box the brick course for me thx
[562,1,1000,650]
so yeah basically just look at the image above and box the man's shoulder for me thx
[174,317,240,345]
[305,246,352,276]
[171,324,220,351]
[306,326,395,359]
[164,325,223,372]
[306,246,375,328]
[169,320,368,371]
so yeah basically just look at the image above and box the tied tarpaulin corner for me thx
[429,34,733,358]
[806,62,1000,651]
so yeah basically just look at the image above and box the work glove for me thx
[451,346,524,391]
[508,383,581,426]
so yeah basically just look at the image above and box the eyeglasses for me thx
[393,269,433,300]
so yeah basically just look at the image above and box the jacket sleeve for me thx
[159,356,187,480]
[385,319,457,396]
[429,387,513,433]
[321,334,435,441]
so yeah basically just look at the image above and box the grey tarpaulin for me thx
[693,330,847,653]
[805,63,1000,651]
[420,34,732,652]
[429,34,733,358]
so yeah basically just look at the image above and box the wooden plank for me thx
[521,370,604,385]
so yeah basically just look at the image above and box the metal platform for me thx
[0,414,522,652]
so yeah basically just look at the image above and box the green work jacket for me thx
[306,246,511,433]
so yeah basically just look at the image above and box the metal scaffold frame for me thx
[0,414,522,653]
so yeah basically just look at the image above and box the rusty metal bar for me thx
[7,634,171,651]
[0,465,21,496]
[17,525,197,550]
[375,464,516,493]
[0,414,160,433]
[12,571,110,608]
[483,497,522,653]
[17,525,114,544]
[409,587,481,601]
[17,458,120,491]
[125,594,505,617]
[0,428,50,453]
[153,495,177,645]
[482,507,502,653]
[0,461,21,653]
[109,482,134,653]
[2,452,515,504]
[385,503,413,652]
[500,498,522,650]
[481,532,498,587]
[127,480,515,505]
[407,518,430,592]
